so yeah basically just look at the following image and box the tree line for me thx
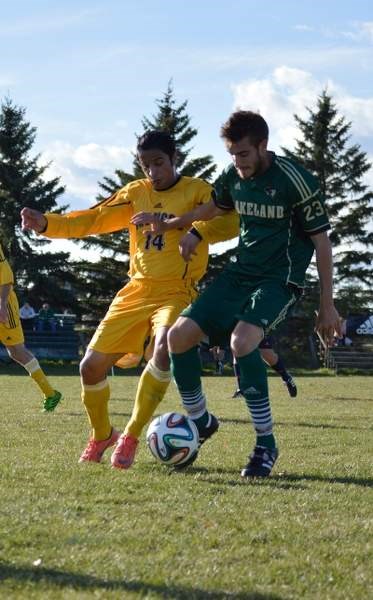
[0,83,372,365]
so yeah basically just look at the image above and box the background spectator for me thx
[37,303,57,333]
[19,301,37,331]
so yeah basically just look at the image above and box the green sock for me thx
[237,350,276,450]
[170,347,208,424]
[170,347,202,391]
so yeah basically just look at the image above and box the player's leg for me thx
[231,322,279,476]
[2,291,62,412]
[111,282,197,469]
[79,281,150,463]
[79,348,123,462]
[6,343,62,411]
[232,356,243,397]
[112,327,171,469]
[169,272,248,463]
[236,283,299,477]
[168,316,219,460]
[260,346,297,398]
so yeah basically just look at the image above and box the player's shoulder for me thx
[109,178,150,204]
[217,163,238,184]
[275,154,316,183]
[120,178,149,194]
[180,176,212,192]
[274,155,319,198]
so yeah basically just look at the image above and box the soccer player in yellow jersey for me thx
[0,243,62,411]
[21,130,239,468]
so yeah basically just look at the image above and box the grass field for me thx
[0,373,372,599]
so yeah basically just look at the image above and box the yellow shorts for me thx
[0,290,24,347]
[89,279,197,367]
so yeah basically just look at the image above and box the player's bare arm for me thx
[311,231,341,345]
[20,207,47,233]
[130,199,223,234]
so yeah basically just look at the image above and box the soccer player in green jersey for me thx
[132,110,341,477]
[232,335,297,399]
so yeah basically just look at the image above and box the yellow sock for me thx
[125,360,171,438]
[24,358,54,398]
[81,379,111,440]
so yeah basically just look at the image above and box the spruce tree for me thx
[98,80,217,196]
[0,97,77,309]
[282,90,373,286]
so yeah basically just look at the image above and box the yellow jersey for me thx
[0,243,14,286]
[44,176,239,284]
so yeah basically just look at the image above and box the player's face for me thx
[226,137,268,179]
[138,149,177,190]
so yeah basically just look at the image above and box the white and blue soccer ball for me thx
[146,412,199,466]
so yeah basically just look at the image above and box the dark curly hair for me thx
[137,130,176,161]
[220,111,269,147]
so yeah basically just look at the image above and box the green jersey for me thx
[214,153,330,288]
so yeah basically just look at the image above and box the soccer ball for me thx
[146,412,199,466]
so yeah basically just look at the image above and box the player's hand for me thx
[179,231,200,262]
[315,304,341,346]
[20,207,47,233]
[130,212,166,234]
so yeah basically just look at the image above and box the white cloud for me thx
[39,141,134,208]
[358,21,373,41]
[73,143,132,171]
[232,66,373,153]
[294,24,315,32]
[0,8,101,36]
[293,21,373,43]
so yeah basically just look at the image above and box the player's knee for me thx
[168,318,201,353]
[152,340,170,371]
[80,355,105,383]
[231,326,263,356]
[7,344,28,364]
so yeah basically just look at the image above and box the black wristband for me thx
[188,227,203,241]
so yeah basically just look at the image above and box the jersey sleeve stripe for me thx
[292,188,321,207]
[276,157,312,199]
[304,223,331,234]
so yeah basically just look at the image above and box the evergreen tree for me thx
[282,90,373,286]
[98,80,217,196]
[0,97,77,309]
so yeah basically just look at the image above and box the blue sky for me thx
[1,0,373,257]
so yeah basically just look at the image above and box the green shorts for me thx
[182,271,301,345]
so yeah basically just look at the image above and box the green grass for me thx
[0,374,372,599]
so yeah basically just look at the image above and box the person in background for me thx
[210,345,225,375]
[0,244,62,411]
[19,301,37,331]
[232,336,297,398]
[37,302,57,333]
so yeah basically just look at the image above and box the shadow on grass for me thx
[275,421,371,432]
[0,562,283,599]
[63,411,133,419]
[273,472,373,488]
[174,466,373,489]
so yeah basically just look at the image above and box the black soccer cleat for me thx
[198,413,219,445]
[284,376,297,398]
[241,445,279,478]
[174,413,219,470]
